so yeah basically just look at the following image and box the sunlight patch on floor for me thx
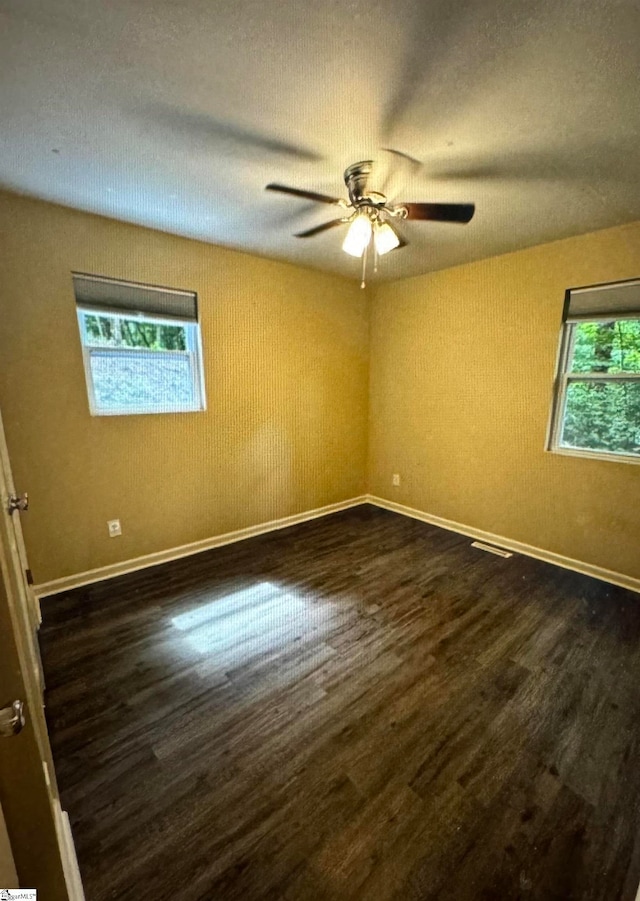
[169,580,338,661]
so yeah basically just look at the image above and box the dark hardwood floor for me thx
[39,505,640,900]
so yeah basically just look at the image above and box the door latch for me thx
[7,493,28,514]
[0,700,25,737]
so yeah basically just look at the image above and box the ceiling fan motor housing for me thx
[344,161,378,205]
[343,160,404,222]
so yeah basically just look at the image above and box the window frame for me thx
[547,316,640,465]
[77,307,207,417]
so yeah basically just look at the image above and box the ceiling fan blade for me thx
[382,148,422,168]
[380,148,422,198]
[143,104,323,161]
[401,202,475,223]
[294,219,347,238]
[372,148,423,206]
[266,183,344,206]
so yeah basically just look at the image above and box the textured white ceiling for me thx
[1,0,640,281]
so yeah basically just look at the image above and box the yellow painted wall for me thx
[369,221,640,580]
[0,192,369,583]
[1,190,639,587]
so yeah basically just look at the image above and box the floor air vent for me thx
[471,541,513,558]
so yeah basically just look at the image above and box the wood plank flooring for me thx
[39,505,640,900]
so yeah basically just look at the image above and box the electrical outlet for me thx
[392,473,401,487]
[107,519,122,538]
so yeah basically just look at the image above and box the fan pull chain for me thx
[360,241,368,289]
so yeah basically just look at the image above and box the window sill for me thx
[90,405,205,417]
[547,445,640,466]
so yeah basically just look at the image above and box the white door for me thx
[0,407,84,899]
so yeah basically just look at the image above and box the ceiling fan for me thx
[266,158,475,284]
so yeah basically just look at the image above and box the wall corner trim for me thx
[366,494,640,595]
[34,496,368,598]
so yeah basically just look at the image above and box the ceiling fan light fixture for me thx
[373,220,400,255]
[342,213,372,257]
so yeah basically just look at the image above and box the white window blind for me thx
[72,272,198,322]
[564,278,640,322]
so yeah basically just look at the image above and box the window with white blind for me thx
[548,278,640,463]
[73,273,206,416]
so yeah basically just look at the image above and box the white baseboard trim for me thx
[35,493,640,599]
[35,496,368,599]
[366,494,640,595]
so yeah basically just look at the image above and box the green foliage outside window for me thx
[560,319,640,456]
[83,314,187,351]
[570,320,640,374]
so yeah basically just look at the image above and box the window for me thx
[548,279,640,463]
[73,273,206,416]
